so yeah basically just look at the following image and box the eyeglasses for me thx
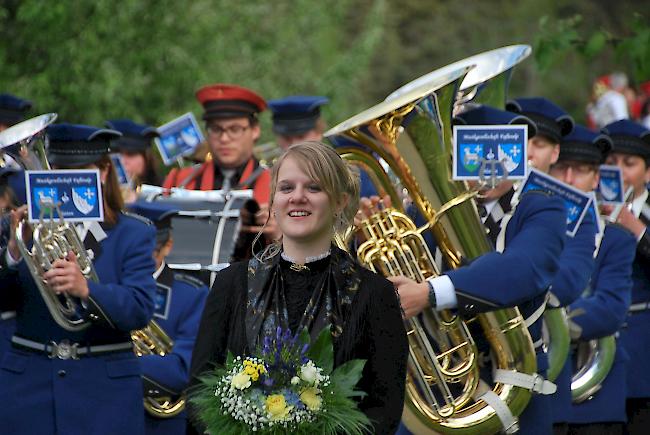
[207,124,250,139]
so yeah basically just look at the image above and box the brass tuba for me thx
[1,114,99,332]
[132,320,186,417]
[571,335,616,403]
[326,46,537,434]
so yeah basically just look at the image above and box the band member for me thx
[391,105,566,435]
[268,95,329,150]
[0,93,31,131]
[163,84,269,201]
[507,99,597,433]
[189,141,408,434]
[128,201,209,435]
[600,120,650,434]
[0,123,157,434]
[549,125,636,434]
[162,84,278,258]
[106,119,163,189]
[0,168,25,359]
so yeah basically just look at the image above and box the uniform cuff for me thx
[5,248,21,268]
[427,275,457,310]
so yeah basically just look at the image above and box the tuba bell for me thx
[1,114,98,332]
[326,45,537,434]
[132,320,186,417]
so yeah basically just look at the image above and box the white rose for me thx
[300,362,319,385]
[231,372,252,390]
[291,376,300,385]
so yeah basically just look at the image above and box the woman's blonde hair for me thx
[255,140,360,259]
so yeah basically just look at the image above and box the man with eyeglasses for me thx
[163,84,278,258]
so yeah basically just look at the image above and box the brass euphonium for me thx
[0,113,57,171]
[326,46,537,434]
[1,114,97,332]
[132,320,186,417]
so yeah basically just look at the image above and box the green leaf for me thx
[298,327,310,348]
[582,31,607,58]
[307,327,334,374]
[226,350,234,366]
[330,359,368,397]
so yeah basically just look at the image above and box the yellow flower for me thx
[300,387,322,411]
[244,365,257,376]
[231,372,252,390]
[265,394,292,421]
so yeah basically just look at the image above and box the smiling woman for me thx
[189,141,409,434]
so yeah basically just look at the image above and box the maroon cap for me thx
[195,84,266,120]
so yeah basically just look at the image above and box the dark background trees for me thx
[1,0,647,142]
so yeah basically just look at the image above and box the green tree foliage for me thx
[1,0,647,135]
[534,12,650,81]
[0,0,386,141]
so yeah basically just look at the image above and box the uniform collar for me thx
[632,189,649,218]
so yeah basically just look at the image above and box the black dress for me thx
[189,246,408,434]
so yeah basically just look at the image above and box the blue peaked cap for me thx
[128,201,178,226]
[105,119,158,152]
[47,123,121,166]
[602,119,650,160]
[0,93,32,125]
[506,97,574,143]
[268,95,329,136]
[127,201,179,244]
[454,105,538,137]
[559,124,612,164]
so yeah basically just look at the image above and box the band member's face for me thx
[273,156,334,246]
[120,151,145,179]
[549,161,599,192]
[605,152,650,196]
[527,136,559,173]
[206,117,260,169]
[276,129,322,151]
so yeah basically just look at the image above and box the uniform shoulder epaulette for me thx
[122,211,153,226]
[173,272,207,289]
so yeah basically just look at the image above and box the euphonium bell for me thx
[0,113,57,170]
[326,46,537,434]
[132,320,186,417]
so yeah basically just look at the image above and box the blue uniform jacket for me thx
[0,213,156,435]
[547,214,595,424]
[619,194,650,398]
[548,214,596,307]
[447,190,566,435]
[143,264,208,435]
[446,191,566,311]
[567,223,635,423]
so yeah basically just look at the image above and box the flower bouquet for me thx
[191,327,371,434]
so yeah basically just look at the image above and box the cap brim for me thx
[47,152,105,167]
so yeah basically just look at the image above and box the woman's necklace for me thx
[281,249,331,272]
